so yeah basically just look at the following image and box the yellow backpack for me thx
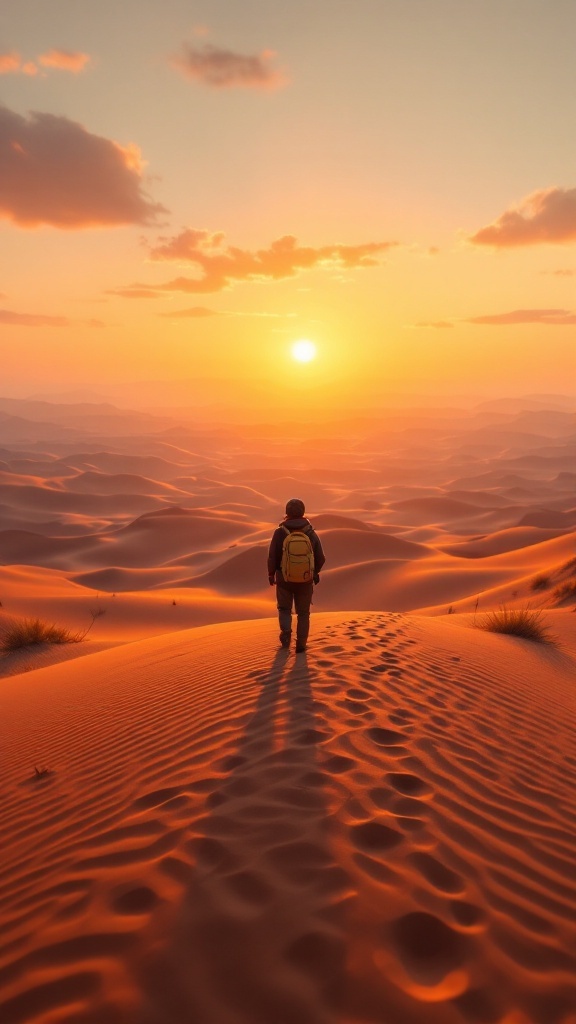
[281,526,315,583]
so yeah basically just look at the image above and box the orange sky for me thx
[1,0,575,411]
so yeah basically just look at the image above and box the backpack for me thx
[281,526,315,583]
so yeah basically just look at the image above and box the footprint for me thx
[158,856,191,884]
[350,821,403,852]
[366,727,405,747]
[390,911,465,984]
[410,853,464,894]
[219,754,248,771]
[343,700,371,715]
[388,773,431,797]
[188,836,239,871]
[112,885,159,915]
[429,696,446,709]
[391,796,426,818]
[367,787,392,810]
[431,714,448,728]
[449,900,485,928]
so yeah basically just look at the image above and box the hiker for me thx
[267,498,325,653]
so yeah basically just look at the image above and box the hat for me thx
[285,497,305,518]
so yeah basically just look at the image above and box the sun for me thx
[291,339,317,363]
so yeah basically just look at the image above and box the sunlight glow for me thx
[291,339,317,363]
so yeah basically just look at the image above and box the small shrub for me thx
[0,617,83,652]
[530,574,550,592]
[553,581,576,603]
[561,556,576,573]
[475,607,557,645]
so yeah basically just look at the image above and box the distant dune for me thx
[1,395,575,1022]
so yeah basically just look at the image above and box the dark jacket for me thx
[267,516,325,584]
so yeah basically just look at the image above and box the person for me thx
[267,498,325,653]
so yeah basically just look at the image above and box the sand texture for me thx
[1,397,576,1022]
[1,613,576,1024]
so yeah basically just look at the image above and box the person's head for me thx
[285,497,305,519]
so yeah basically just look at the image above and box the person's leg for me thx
[276,582,293,644]
[293,582,314,649]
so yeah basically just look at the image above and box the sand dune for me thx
[1,396,576,1021]
[0,396,574,634]
[440,525,567,558]
[1,612,575,1024]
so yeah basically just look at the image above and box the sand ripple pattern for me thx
[1,612,575,1024]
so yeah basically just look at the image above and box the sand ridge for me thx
[1,400,575,638]
[1,611,575,1024]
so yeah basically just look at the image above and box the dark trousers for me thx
[276,580,314,644]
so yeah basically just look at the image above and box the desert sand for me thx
[1,394,575,1023]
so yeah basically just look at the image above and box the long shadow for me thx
[140,649,349,1024]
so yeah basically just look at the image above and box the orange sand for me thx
[1,397,575,1022]
[1,612,575,1024]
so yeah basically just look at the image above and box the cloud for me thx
[542,268,575,277]
[0,50,91,76]
[158,305,218,318]
[156,306,296,319]
[469,187,576,247]
[38,50,91,72]
[106,285,161,298]
[0,52,21,74]
[0,308,104,327]
[171,43,285,89]
[144,229,396,294]
[0,105,166,228]
[466,308,576,325]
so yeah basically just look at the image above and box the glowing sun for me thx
[291,339,317,363]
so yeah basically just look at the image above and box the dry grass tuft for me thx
[529,574,550,591]
[553,580,576,604]
[475,607,558,645]
[0,617,83,653]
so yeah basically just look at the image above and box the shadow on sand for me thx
[140,648,351,1024]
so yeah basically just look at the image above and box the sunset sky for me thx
[1,0,575,411]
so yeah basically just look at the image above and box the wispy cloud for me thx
[466,308,576,325]
[39,50,91,72]
[411,308,576,328]
[0,105,166,228]
[157,306,218,318]
[0,49,91,75]
[469,186,576,247]
[171,44,286,89]
[0,52,21,74]
[0,308,104,327]
[542,268,575,277]
[156,306,297,319]
[142,229,396,294]
[106,286,161,299]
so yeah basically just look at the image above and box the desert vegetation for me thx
[0,609,103,653]
[475,606,558,645]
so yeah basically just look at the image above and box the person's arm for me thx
[312,532,325,583]
[267,529,282,584]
